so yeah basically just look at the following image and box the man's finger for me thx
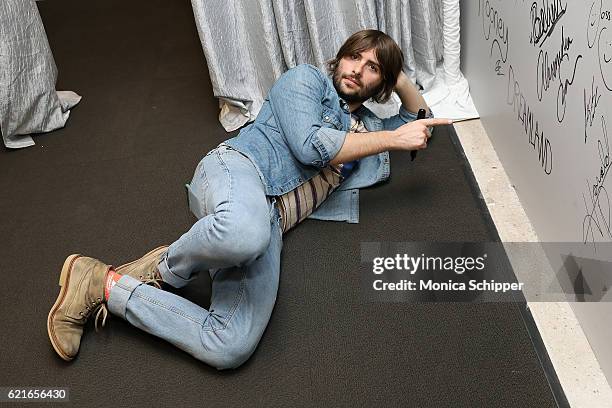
[419,118,453,127]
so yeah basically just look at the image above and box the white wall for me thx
[461,0,612,383]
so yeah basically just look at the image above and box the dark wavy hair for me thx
[327,29,404,103]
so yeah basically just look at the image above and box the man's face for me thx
[333,48,384,104]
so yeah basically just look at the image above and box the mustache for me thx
[342,74,361,86]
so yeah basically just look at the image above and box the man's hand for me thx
[391,118,453,151]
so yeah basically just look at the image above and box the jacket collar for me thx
[353,103,382,130]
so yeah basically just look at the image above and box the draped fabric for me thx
[190,0,478,132]
[0,0,81,148]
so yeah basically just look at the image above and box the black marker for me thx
[411,108,427,161]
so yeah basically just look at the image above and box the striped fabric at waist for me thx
[276,165,343,233]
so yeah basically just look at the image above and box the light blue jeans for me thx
[107,145,283,370]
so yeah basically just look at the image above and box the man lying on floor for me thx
[47,29,451,369]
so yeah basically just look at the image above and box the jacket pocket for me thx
[321,108,343,130]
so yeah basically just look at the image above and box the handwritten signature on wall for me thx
[478,0,508,75]
[587,0,612,91]
[535,25,582,123]
[584,76,601,144]
[507,65,553,175]
[529,0,567,48]
[583,116,612,249]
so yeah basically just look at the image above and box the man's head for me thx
[327,29,404,106]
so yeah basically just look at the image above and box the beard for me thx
[332,67,382,104]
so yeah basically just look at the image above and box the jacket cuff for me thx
[311,127,347,167]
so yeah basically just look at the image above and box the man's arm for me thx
[329,117,451,165]
[381,72,433,132]
[394,71,430,117]
[330,71,449,165]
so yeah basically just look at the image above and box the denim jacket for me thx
[214,64,425,223]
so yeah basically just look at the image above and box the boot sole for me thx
[115,245,168,273]
[47,254,81,362]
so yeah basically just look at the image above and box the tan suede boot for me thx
[115,246,168,289]
[47,255,110,361]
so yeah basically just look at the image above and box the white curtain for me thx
[0,0,81,148]
[190,0,478,131]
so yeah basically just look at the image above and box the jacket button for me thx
[324,116,329,120]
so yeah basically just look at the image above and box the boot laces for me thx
[143,276,162,289]
[81,298,108,332]
[141,271,162,289]
[93,303,108,332]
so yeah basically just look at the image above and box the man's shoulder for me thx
[270,64,333,98]
[282,64,328,83]
[288,63,322,74]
